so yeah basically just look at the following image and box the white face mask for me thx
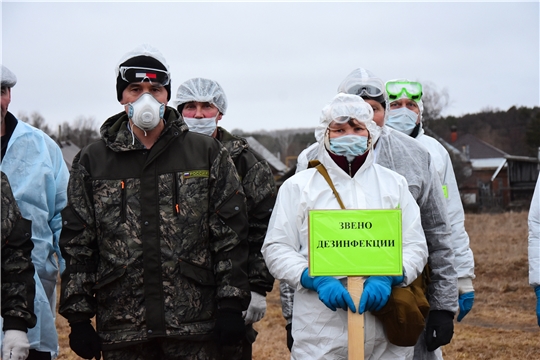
[386,107,419,136]
[127,93,165,132]
[183,115,218,137]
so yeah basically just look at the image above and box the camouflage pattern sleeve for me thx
[58,153,99,323]
[208,147,251,311]
[241,159,276,296]
[279,281,294,323]
[1,171,37,331]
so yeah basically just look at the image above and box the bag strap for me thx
[308,160,346,210]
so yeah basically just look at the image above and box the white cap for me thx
[115,44,170,76]
[1,65,17,88]
[314,93,380,144]
[173,78,228,114]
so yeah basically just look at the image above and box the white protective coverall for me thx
[262,94,428,360]
[296,126,457,314]
[291,71,456,360]
[414,128,475,288]
[0,117,69,358]
[529,177,540,288]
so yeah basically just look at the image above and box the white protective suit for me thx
[529,177,540,288]
[0,116,69,358]
[291,71,456,360]
[414,128,475,284]
[295,127,457,360]
[296,127,457,312]
[262,94,428,360]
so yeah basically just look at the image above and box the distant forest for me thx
[233,105,540,163]
[22,105,540,163]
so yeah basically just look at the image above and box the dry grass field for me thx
[55,212,540,359]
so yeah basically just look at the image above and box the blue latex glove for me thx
[457,292,475,322]
[359,275,403,314]
[535,286,540,327]
[301,268,356,312]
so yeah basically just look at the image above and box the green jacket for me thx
[217,128,276,296]
[59,108,250,348]
[1,171,36,332]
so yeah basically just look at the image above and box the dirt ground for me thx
[55,212,540,359]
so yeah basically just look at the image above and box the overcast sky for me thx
[2,1,539,134]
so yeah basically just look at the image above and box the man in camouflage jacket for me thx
[1,171,36,360]
[59,45,251,360]
[174,77,276,360]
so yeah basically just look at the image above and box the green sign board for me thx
[308,209,402,276]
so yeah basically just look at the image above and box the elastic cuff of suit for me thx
[458,277,474,294]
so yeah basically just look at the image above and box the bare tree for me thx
[421,81,451,128]
[18,111,52,135]
[61,116,100,148]
[275,131,295,162]
[479,106,501,113]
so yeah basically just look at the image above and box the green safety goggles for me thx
[385,81,422,101]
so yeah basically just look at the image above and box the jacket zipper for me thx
[173,174,180,217]
[120,180,127,223]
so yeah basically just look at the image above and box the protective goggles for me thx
[386,81,422,101]
[345,83,384,98]
[119,66,171,86]
[330,114,371,124]
[331,116,355,124]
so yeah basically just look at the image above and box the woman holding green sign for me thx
[262,93,429,359]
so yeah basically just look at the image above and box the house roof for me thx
[427,129,539,189]
[450,133,508,159]
[471,158,507,170]
[58,140,80,170]
[426,130,507,173]
[245,136,288,173]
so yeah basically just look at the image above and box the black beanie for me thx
[360,94,386,109]
[116,55,171,102]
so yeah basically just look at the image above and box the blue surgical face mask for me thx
[386,107,419,135]
[329,134,369,162]
[183,115,218,136]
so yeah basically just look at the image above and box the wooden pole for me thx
[348,276,364,359]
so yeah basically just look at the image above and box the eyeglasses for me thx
[386,81,422,100]
[345,84,384,98]
[119,66,171,86]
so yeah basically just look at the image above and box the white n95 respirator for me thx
[127,93,165,131]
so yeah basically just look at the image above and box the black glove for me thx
[285,323,294,352]
[214,309,246,345]
[424,310,454,352]
[69,321,102,360]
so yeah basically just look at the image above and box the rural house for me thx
[433,131,539,211]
